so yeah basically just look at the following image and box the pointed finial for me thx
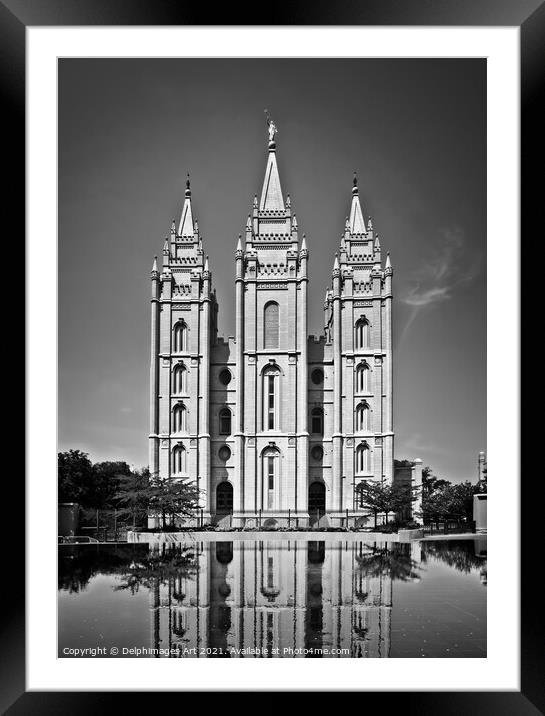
[374,235,381,251]
[352,171,358,195]
[301,234,307,252]
[333,253,339,271]
[204,255,209,272]
[171,220,176,234]
[286,194,291,207]
[185,173,191,197]
[236,235,242,252]
[253,194,258,208]
[163,238,169,253]
[293,214,298,229]
[246,214,252,229]
[151,255,158,273]
[385,251,391,269]
[368,215,373,230]
[345,216,350,230]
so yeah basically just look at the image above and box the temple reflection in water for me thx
[149,540,422,658]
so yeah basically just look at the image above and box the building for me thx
[149,122,394,527]
[473,450,487,533]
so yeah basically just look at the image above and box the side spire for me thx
[178,173,195,237]
[349,172,366,235]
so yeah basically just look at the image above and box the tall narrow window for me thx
[267,457,275,491]
[172,403,187,433]
[172,444,186,474]
[219,407,231,435]
[172,364,187,393]
[173,320,187,352]
[356,402,370,431]
[311,407,324,435]
[263,447,279,510]
[264,301,279,349]
[356,363,370,392]
[355,318,370,349]
[262,365,280,431]
[356,443,370,473]
[267,375,275,429]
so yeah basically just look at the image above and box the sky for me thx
[58,58,486,483]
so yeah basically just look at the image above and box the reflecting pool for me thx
[58,538,486,658]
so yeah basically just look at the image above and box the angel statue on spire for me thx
[264,109,278,143]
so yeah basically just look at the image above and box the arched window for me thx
[172,363,187,394]
[311,407,324,436]
[356,362,370,393]
[355,317,370,349]
[264,301,279,349]
[173,320,188,352]
[263,365,280,430]
[262,446,280,510]
[356,443,371,473]
[219,408,231,435]
[356,402,370,431]
[172,444,186,474]
[172,403,187,433]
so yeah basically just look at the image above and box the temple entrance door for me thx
[216,482,233,527]
[308,482,326,526]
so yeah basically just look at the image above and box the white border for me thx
[27,27,519,691]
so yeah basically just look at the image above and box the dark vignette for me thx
[5,0,542,712]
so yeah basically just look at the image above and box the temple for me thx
[149,122,397,528]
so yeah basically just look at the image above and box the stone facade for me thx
[149,132,394,527]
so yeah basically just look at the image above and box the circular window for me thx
[311,369,324,385]
[218,445,231,462]
[311,446,324,461]
[219,369,232,386]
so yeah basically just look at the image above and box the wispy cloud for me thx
[398,228,481,343]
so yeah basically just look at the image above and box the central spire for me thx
[178,173,195,237]
[349,172,366,235]
[260,111,284,211]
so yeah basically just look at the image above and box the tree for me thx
[356,481,418,529]
[92,461,132,509]
[421,467,451,498]
[393,459,414,468]
[116,472,201,530]
[421,478,487,527]
[114,468,152,528]
[58,450,95,504]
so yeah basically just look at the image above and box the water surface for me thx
[58,538,486,658]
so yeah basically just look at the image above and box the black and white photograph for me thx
[11,9,537,705]
[56,57,487,660]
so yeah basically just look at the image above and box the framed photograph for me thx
[7,0,540,710]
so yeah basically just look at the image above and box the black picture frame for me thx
[7,0,541,711]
